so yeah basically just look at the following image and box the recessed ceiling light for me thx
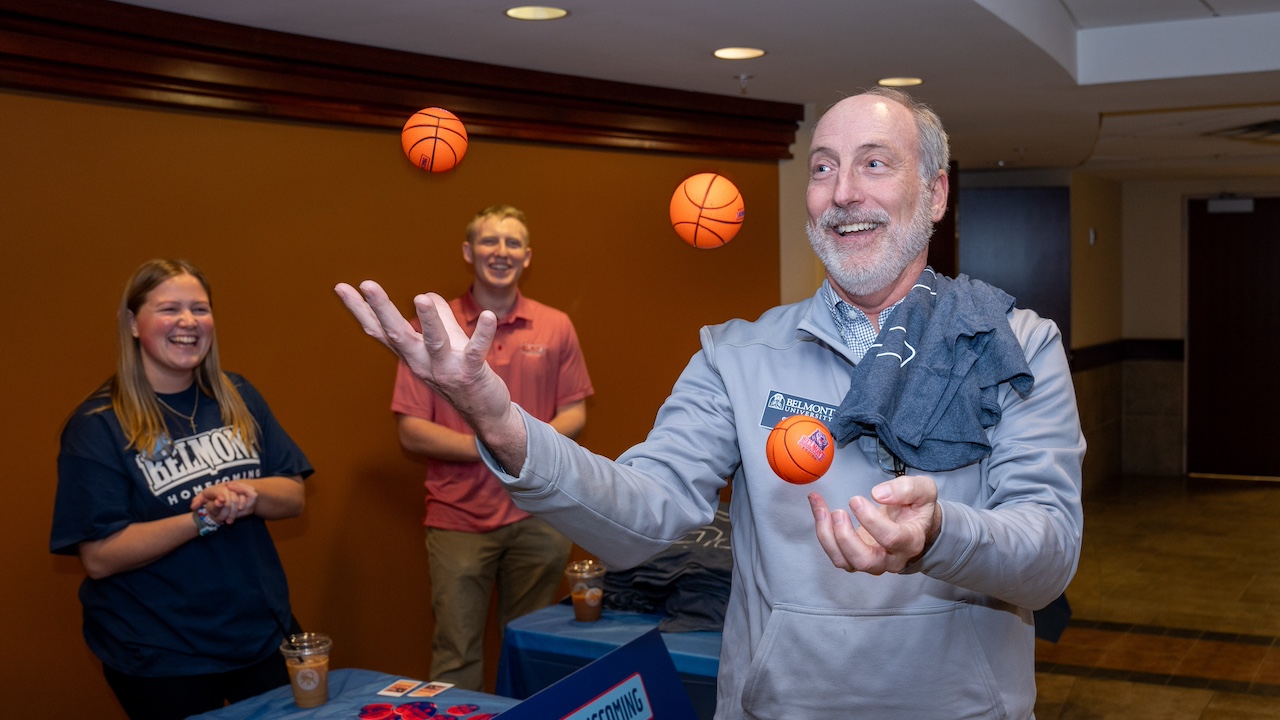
[714,47,766,60]
[506,6,568,20]
[878,77,923,87]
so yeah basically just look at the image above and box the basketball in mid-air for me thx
[669,172,745,248]
[401,107,468,173]
[766,415,834,484]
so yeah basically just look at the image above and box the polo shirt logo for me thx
[521,343,546,356]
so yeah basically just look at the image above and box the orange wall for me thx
[0,89,780,714]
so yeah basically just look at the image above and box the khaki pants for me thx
[426,516,572,690]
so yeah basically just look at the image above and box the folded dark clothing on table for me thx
[602,505,732,632]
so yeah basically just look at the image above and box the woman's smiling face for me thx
[129,272,214,392]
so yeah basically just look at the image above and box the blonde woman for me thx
[52,259,313,720]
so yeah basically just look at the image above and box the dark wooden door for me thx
[1186,197,1280,479]
[957,186,1071,351]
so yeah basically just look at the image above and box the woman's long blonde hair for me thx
[96,259,259,456]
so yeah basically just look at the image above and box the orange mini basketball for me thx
[401,107,468,173]
[669,172,745,248]
[766,415,834,484]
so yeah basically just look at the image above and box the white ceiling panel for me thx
[111,0,1280,178]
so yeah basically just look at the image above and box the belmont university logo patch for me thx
[759,390,837,430]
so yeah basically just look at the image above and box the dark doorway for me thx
[927,161,960,278]
[1186,196,1280,479]
[957,186,1071,351]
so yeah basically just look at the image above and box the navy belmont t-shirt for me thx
[51,374,312,677]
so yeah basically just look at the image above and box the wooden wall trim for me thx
[0,0,803,159]
[1070,338,1184,372]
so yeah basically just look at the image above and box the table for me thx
[496,604,721,720]
[189,668,520,719]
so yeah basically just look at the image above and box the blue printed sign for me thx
[497,629,696,720]
[563,672,653,720]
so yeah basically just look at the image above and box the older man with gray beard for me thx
[337,88,1084,719]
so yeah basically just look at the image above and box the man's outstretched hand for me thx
[334,280,528,473]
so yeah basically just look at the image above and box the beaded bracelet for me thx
[193,506,220,537]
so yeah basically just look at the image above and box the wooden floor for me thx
[1034,476,1280,718]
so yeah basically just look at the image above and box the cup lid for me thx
[280,632,331,655]
[566,559,606,576]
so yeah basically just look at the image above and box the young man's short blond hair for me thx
[465,205,529,245]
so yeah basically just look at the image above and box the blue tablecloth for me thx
[190,668,520,719]
[496,604,721,719]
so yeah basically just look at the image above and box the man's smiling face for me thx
[805,94,946,302]
[463,215,531,293]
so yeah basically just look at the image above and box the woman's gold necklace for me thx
[156,389,200,435]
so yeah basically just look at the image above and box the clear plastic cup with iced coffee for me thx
[565,559,606,622]
[279,632,331,708]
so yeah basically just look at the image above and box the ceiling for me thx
[112,0,1280,179]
